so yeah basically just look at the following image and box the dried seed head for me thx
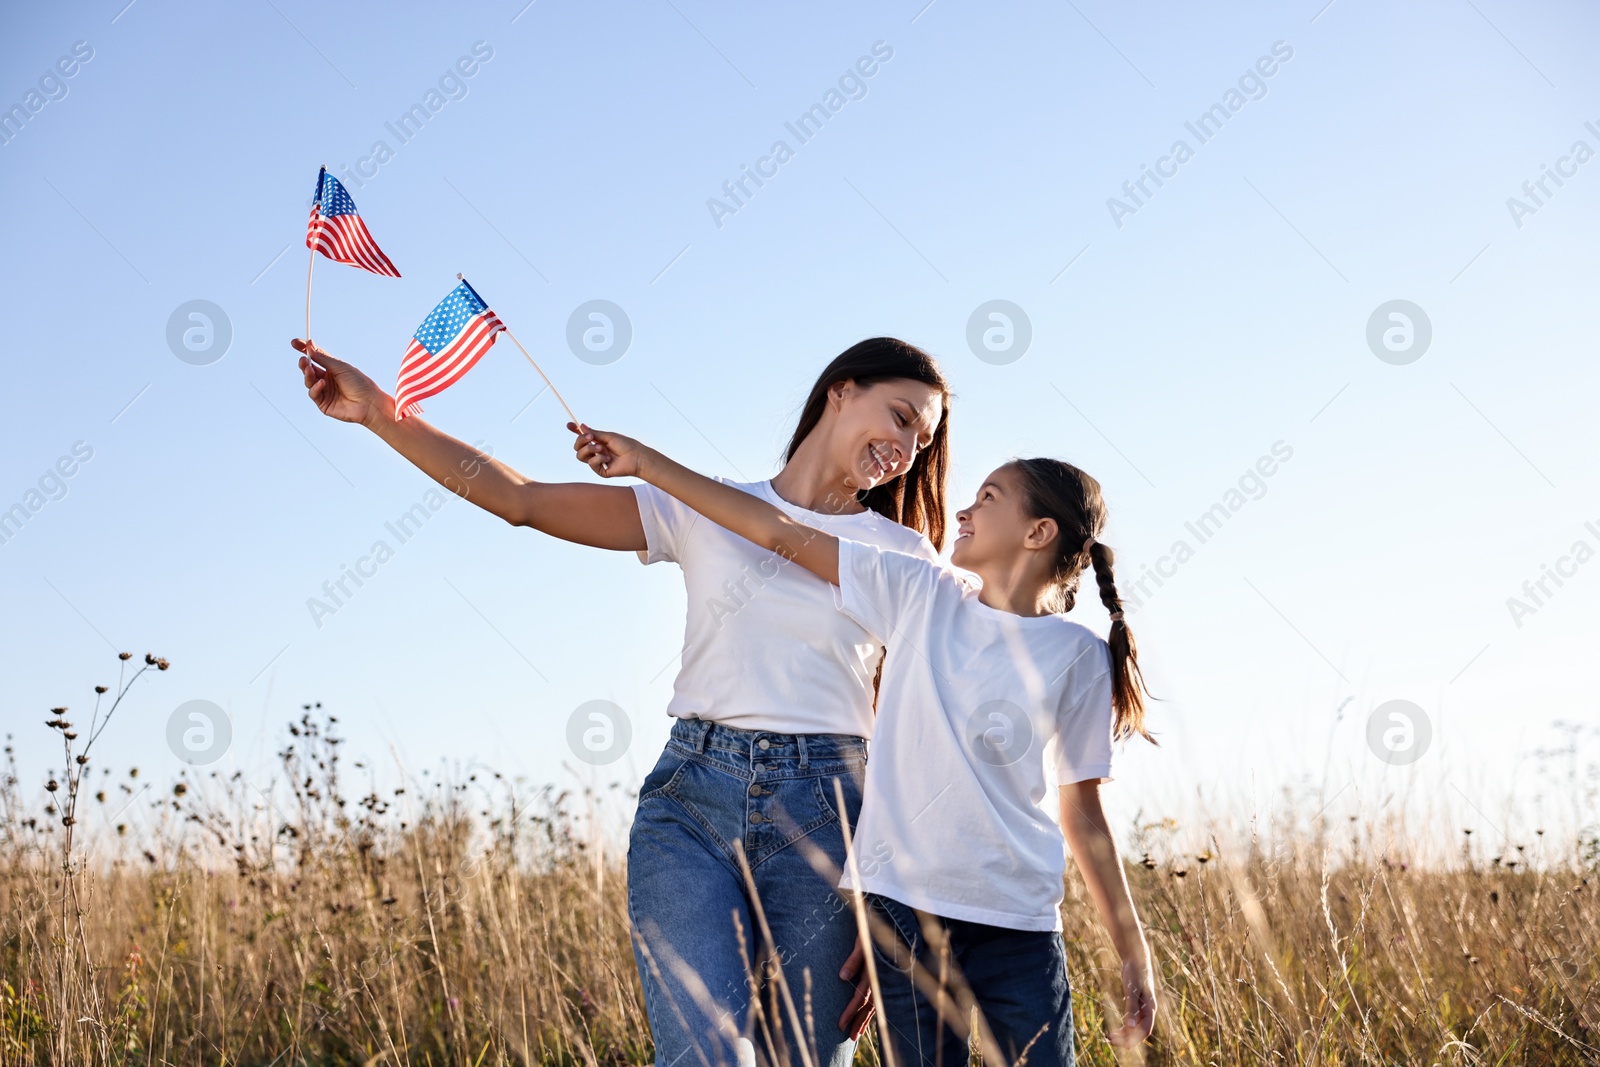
[76,755,88,765]
[144,654,156,665]
[94,686,107,694]
[46,780,58,792]
[156,658,170,670]
[63,732,77,741]
[61,816,74,827]
[118,652,132,661]
[173,783,188,797]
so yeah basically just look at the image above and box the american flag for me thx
[306,167,400,277]
[394,279,505,419]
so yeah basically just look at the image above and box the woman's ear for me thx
[828,378,855,408]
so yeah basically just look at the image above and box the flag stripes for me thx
[394,280,505,419]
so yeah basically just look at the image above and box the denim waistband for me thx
[667,716,867,771]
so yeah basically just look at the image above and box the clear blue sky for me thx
[4,0,1597,857]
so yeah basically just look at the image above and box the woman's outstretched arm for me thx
[1059,779,1157,1048]
[573,424,840,586]
[294,339,644,551]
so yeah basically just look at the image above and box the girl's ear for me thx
[1026,515,1058,551]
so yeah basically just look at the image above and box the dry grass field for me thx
[3,655,1597,1066]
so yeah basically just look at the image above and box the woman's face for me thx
[950,464,1040,571]
[828,378,944,492]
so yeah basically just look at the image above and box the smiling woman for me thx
[291,332,950,1065]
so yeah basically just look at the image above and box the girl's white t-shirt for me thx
[633,479,938,738]
[833,538,1116,932]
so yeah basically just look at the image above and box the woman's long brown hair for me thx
[783,337,952,550]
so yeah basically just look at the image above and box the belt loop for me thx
[797,734,809,769]
[694,719,711,753]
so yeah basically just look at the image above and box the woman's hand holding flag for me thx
[293,339,385,427]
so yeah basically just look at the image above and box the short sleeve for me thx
[1050,650,1115,785]
[834,538,941,644]
[631,481,698,565]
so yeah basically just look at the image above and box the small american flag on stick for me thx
[393,275,581,426]
[306,167,400,277]
[394,278,505,419]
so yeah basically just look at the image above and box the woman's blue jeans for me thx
[628,717,867,1067]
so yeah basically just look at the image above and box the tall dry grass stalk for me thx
[3,656,1597,1065]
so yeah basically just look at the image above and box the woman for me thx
[291,335,951,1067]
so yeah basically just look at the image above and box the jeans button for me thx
[757,739,771,750]
[749,811,764,824]
[749,784,764,797]
[752,762,764,773]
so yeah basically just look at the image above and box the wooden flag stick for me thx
[305,165,324,345]
[502,327,579,427]
[305,248,315,343]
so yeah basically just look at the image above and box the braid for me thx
[1011,459,1157,746]
[1087,541,1152,743]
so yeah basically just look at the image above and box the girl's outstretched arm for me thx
[294,340,645,550]
[573,424,840,586]
[1059,779,1157,1048]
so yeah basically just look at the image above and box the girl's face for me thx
[828,378,943,493]
[951,464,1045,572]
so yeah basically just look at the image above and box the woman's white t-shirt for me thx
[632,479,937,738]
[833,538,1116,932]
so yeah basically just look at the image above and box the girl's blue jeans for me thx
[867,891,1077,1067]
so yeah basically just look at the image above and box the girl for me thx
[572,426,1159,1066]
[292,335,950,1067]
